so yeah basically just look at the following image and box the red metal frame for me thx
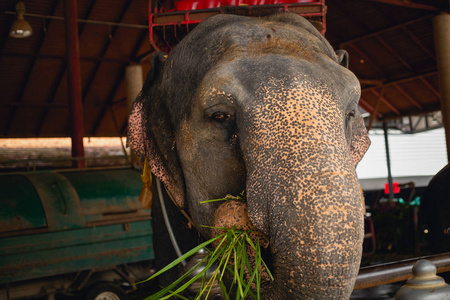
[148,0,326,52]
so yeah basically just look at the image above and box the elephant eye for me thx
[346,110,355,118]
[211,112,231,123]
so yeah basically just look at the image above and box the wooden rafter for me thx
[375,35,414,72]
[3,0,60,136]
[346,43,390,80]
[80,1,134,105]
[90,30,149,136]
[401,25,435,60]
[362,71,437,91]
[368,86,384,130]
[0,51,130,64]
[359,97,375,114]
[333,0,373,32]
[340,16,432,48]
[35,0,98,136]
[371,88,400,115]
[420,76,440,97]
[367,0,440,11]
[394,83,423,109]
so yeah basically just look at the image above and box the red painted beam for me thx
[64,0,85,168]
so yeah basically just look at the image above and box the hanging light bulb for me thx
[9,1,33,38]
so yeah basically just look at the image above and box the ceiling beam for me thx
[3,11,149,29]
[420,76,440,97]
[393,83,423,109]
[0,102,67,108]
[90,30,149,136]
[401,25,435,60]
[346,43,391,80]
[81,1,134,106]
[375,35,415,72]
[359,97,384,119]
[0,51,131,64]
[371,88,401,115]
[362,70,438,91]
[89,74,125,136]
[366,0,440,11]
[3,0,60,136]
[35,0,98,136]
[340,16,432,47]
[379,102,442,121]
[359,98,375,114]
[0,13,13,55]
[367,86,384,129]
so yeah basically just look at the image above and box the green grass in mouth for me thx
[141,192,273,300]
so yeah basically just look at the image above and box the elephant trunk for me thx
[246,145,363,299]
[239,85,364,299]
[247,155,363,299]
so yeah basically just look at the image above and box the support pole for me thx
[126,65,143,109]
[64,0,85,168]
[383,122,394,201]
[125,64,143,167]
[433,13,450,162]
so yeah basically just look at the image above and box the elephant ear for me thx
[335,49,370,166]
[336,49,349,69]
[350,109,370,166]
[127,52,186,208]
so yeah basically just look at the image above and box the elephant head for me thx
[128,13,370,299]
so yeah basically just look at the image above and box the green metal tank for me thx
[0,167,153,287]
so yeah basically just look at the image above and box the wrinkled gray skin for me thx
[128,13,370,299]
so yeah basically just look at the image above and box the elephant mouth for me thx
[210,200,275,293]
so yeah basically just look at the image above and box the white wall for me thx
[356,128,448,179]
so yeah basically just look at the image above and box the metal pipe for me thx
[354,252,450,290]
[4,11,149,29]
[0,51,131,64]
[157,179,187,266]
[64,0,85,168]
[383,122,394,200]
[433,13,450,163]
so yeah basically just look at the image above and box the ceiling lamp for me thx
[9,1,32,38]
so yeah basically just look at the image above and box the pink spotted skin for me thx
[127,13,370,299]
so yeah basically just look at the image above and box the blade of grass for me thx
[166,290,191,300]
[144,256,211,300]
[219,278,230,300]
[255,239,262,300]
[237,236,247,298]
[143,222,271,299]
[137,233,226,285]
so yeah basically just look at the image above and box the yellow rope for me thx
[139,157,153,209]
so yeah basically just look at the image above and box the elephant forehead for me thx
[244,76,344,140]
[241,76,358,197]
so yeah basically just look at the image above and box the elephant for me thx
[419,163,450,282]
[127,12,370,299]
[420,163,450,254]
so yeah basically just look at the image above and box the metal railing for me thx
[354,252,450,290]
